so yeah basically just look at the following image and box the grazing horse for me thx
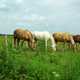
[53,32,75,50]
[73,35,80,43]
[13,28,36,49]
[32,31,56,51]
[73,35,80,49]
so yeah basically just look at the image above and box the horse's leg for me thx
[70,37,76,52]
[14,37,17,47]
[64,42,67,49]
[45,39,47,50]
[78,42,80,50]
[17,39,20,47]
[28,41,31,48]
[55,42,57,50]
[21,40,24,47]
[76,43,78,50]
[35,38,37,47]
[70,43,76,52]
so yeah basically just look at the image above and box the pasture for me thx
[0,35,80,80]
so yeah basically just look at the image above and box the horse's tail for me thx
[13,30,17,38]
[13,29,18,47]
[50,34,56,51]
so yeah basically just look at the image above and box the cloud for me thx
[0,2,9,12]
[16,0,23,4]
[17,14,47,23]
[0,4,6,8]
[31,14,46,21]
[0,0,80,33]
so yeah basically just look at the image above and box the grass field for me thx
[0,35,80,80]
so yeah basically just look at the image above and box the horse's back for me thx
[53,32,72,42]
[14,28,32,40]
[33,31,51,39]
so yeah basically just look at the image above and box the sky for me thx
[0,0,80,34]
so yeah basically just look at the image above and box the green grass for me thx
[0,35,80,80]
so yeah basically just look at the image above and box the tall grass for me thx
[0,35,80,80]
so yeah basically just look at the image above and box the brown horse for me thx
[52,32,76,50]
[13,28,36,49]
[73,35,80,50]
[73,35,80,43]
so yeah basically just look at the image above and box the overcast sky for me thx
[0,0,80,34]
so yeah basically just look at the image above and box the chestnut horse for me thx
[53,32,75,50]
[73,35,80,43]
[13,28,36,49]
[32,31,56,51]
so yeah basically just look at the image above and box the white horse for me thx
[32,31,56,51]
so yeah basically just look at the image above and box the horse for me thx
[13,28,36,49]
[73,35,80,43]
[32,31,56,51]
[52,32,76,51]
[73,35,80,50]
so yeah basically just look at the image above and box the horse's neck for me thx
[50,35,56,46]
[33,31,49,39]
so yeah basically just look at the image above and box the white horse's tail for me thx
[50,34,56,51]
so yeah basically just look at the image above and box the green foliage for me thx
[0,35,80,80]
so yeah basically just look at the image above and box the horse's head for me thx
[28,38,37,50]
[31,39,37,49]
[51,44,56,51]
[50,35,56,51]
